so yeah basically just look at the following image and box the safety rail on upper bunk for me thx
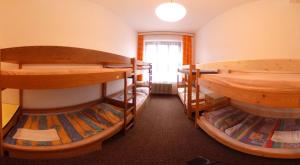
[0,46,137,158]
[193,59,300,159]
[198,69,300,109]
[177,64,219,118]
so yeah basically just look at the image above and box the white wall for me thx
[0,0,137,109]
[195,0,300,64]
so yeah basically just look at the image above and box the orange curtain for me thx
[137,35,144,81]
[182,35,192,65]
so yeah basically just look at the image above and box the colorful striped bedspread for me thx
[4,103,124,147]
[204,106,300,149]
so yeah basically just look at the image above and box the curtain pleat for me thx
[182,35,192,65]
[137,35,144,81]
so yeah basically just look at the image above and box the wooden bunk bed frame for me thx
[103,60,152,114]
[102,58,137,133]
[194,59,300,159]
[0,46,137,159]
[177,65,218,118]
[136,60,152,93]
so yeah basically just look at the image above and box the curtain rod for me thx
[138,31,194,37]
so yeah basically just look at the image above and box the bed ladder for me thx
[149,64,152,94]
[123,59,137,133]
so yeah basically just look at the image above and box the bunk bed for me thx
[104,60,152,113]
[177,65,218,118]
[136,60,152,94]
[0,46,137,159]
[194,59,300,159]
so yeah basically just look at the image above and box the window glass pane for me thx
[144,41,182,83]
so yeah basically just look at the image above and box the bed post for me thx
[0,49,3,156]
[101,83,107,99]
[131,58,137,118]
[195,68,200,127]
[19,64,23,111]
[123,72,128,133]
[149,63,152,93]
[195,69,200,109]
[195,68,200,110]
[183,72,187,111]
[187,65,194,118]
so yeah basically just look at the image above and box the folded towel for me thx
[13,128,60,142]
[272,131,300,143]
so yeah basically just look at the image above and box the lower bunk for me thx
[3,102,134,159]
[177,87,227,118]
[197,104,300,159]
[177,87,204,105]
[108,87,150,112]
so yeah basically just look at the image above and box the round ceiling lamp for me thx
[155,1,187,22]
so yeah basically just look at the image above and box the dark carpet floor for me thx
[2,95,300,165]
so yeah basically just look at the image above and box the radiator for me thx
[152,83,174,94]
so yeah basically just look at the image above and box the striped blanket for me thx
[4,103,124,147]
[204,106,300,149]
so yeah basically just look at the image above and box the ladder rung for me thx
[125,122,135,131]
[126,95,135,101]
[125,106,135,115]
[127,84,135,89]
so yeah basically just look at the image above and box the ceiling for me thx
[92,0,256,33]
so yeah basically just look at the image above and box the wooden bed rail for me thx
[136,60,151,66]
[197,59,300,109]
[197,59,300,72]
[0,46,132,65]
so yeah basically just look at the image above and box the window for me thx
[144,41,182,83]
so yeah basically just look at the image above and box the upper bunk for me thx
[0,46,134,89]
[197,59,300,109]
[1,68,132,89]
[177,65,219,75]
[136,60,152,70]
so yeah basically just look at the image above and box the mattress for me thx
[204,107,300,149]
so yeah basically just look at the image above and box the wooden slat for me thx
[1,68,132,89]
[125,122,135,131]
[1,46,131,64]
[22,99,102,114]
[198,59,300,73]
[136,60,151,66]
[126,106,135,115]
[127,84,135,89]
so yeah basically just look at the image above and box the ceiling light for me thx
[155,1,187,22]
